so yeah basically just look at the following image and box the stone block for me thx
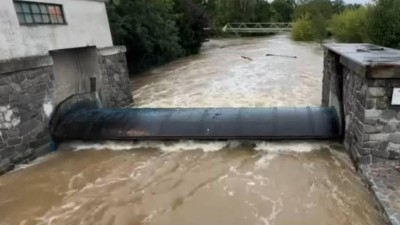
[17,119,42,135]
[379,141,389,151]
[366,98,377,109]
[371,149,390,159]
[367,87,386,97]
[376,96,389,109]
[365,109,381,120]
[358,155,372,164]
[369,133,390,142]
[7,137,22,146]
[381,110,397,120]
[365,118,378,125]
[362,141,381,149]
[0,77,10,86]
[388,150,400,160]
[383,123,398,133]
[388,133,400,144]
[364,125,383,134]
[0,159,13,175]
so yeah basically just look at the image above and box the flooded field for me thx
[0,35,385,225]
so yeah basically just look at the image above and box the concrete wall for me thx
[51,47,102,103]
[0,0,113,60]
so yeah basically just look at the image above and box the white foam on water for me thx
[68,140,230,152]
[254,141,329,153]
[11,153,56,172]
[65,140,332,154]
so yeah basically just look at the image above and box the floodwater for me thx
[0,35,385,225]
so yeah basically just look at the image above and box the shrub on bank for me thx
[329,7,368,43]
[291,16,314,41]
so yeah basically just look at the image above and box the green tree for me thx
[332,0,345,14]
[255,0,273,22]
[174,0,210,55]
[271,0,295,22]
[367,0,400,48]
[330,7,368,43]
[291,14,314,41]
[312,12,328,44]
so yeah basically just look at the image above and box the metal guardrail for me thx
[222,23,293,34]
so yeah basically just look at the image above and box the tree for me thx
[332,0,345,14]
[107,0,185,73]
[174,0,210,54]
[330,7,368,43]
[367,0,400,48]
[271,0,295,22]
[255,0,273,22]
[312,12,328,44]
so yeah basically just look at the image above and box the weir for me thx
[50,93,341,141]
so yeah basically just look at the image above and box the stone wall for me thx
[98,47,133,108]
[323,46,400,165]
[0,46,132,174]
[0,56,55,174]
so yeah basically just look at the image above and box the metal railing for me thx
[222,23,293,34]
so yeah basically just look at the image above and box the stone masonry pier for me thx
[323,43,400,225]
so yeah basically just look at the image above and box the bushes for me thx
[107,0,209,74]
[367,0,400,49]
[291,16,314,41]
[329,7,368,43]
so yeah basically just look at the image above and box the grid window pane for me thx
[40,5,47,14]
[14,1,65,25]
[42,14,50,23]
[14,3,23,13]
[55,6,61,15]
[33,14,42,23]
[17,13,26,23]
[25,14,33,23]
[21,3,30,13]
[57,15,64,23]
[50,14,58,23]
[31,4,40,13]
[48,6,56,15]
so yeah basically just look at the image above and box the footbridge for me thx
[222,23,293,34]
[50,93,341,141]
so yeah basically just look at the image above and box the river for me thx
[0,35,385,225]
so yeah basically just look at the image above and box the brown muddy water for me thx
[0,35,385,225]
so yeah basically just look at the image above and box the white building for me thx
[0,0,113,60]
[0,0,131,104]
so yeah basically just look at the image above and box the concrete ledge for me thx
[324,43,400,79]
[0,55,53,74]
[98,46,127,56]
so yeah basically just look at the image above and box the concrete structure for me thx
[322,43,400,225]
[0,0,132,174]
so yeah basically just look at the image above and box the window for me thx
[14,1,66,25]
